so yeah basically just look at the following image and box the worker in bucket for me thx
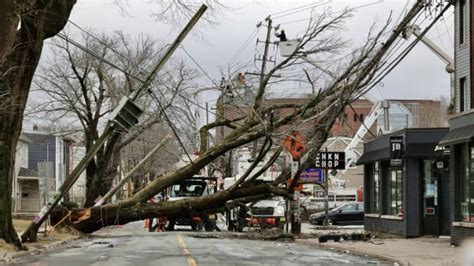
[275,29,287,42]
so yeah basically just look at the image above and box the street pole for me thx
[251,15,272,158]
[324,148,329,226]
[21,5,208,242]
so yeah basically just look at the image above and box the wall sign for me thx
[390,136,404,167]
[315,152,345,169]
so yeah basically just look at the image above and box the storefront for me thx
[439,111,474,245]
[358,128,450,237]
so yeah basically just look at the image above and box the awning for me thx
[356,149,389,165]
[438,124,474,146]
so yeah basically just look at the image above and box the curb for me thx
[1,235,82,263]
[296,239,410,265]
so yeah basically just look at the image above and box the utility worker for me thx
[275,29,287,42]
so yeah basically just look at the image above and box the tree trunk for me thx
[0,0,76,246]
[72,184,289,233]
[84,135,121,207]
[0,121,23,248]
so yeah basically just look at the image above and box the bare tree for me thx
[65,1,427,234]
[29,31,198,207]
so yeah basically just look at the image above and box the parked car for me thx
[309,202,364,225]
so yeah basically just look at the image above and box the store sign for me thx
[434,145,450,155]
[390,136,404,167]
[315,152,345,169]
[298,168,323,184]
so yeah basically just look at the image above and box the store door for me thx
[422,160,440,236]
[422,159,450,236]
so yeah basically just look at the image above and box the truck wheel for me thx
[228,221,235,232]
[192,222,203,231]
[205,221,215,232]
[166,220,175,231]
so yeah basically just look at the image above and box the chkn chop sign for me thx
[315,152,345,170]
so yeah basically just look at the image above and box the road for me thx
[12,222,385,265]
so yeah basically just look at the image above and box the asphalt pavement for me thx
[11,222,386,266]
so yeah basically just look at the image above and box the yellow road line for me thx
[177,234,198,266]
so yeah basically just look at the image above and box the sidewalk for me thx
[0,226,82,262]
[297,236,461,265]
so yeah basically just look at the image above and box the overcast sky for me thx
[38,0,453,125]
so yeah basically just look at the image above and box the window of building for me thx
[353,113,363,122]
[423,160,438,217]
[386,169,403,216]
[460,77,466,112]
[372,162,380,213]
[460,0,466,44]
[460,145,474,222]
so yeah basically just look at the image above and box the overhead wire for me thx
[148,88,195,164]
[180,45,219,87]
[54,28,202,161]
[229,27,260,63]
[272,1,332,20]
[270,1,328,17]
[60,22,248,130]
[354,3,451,101]
[277,0,385,26]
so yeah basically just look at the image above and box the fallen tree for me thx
[65,0,429,234]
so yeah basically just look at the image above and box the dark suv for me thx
[309,202,364,225]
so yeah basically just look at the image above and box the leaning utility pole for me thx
[21,4,208,242]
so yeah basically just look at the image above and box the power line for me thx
[272,1,331,20]
[57,28,247,129]
[277,0,384,26]
[67,20,127,62]
[64,22,231,125]
[56,33,143,82]
[67,19,170,73]
[229,27,260,62]
[148,88,194,164]
[54,32,203,161]
[270,1,329,17]
[354,3,451,101]
[180,45,219,87]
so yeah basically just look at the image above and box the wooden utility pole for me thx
[259,16,272,89]
[251,15,273,158]
[21,5,208,242]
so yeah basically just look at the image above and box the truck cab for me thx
[166,176,217,231]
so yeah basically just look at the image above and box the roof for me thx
[439,124,474,146]
[357,128,449,165]
[18,134,32,143]
[18,167,38,177]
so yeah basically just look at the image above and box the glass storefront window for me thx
[423,160,437,217]
[461,146,474,222]
[388,169,403,216]
[373,162,379,213]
